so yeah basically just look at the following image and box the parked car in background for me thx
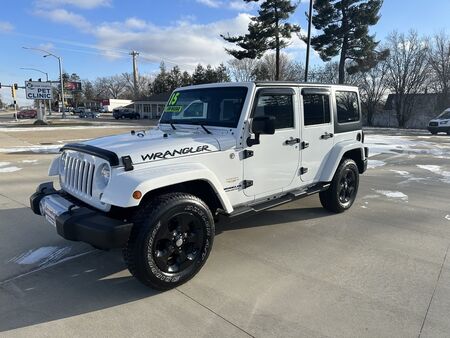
[73,107,87,115]
[17,109,37,119]
[428,108,450,135]
[79,109,100,119]
[113,108,140,119]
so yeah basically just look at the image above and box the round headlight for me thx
[99,163,111,186]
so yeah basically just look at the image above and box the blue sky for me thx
[1,0,449,105]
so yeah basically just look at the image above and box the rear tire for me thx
[320,159,359,213]
[123,193,214,290]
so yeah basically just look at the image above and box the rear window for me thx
[336,91,360,123]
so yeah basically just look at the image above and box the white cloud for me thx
[228,0,257,11]
[0,21,14,32]
[91,13,253,68]
[124,17,147,30]
[38,42,55,50]
[34,9,92,32]
[196,0,223,8]
[35,0,111,10]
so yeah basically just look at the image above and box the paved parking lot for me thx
[0,126,449,337]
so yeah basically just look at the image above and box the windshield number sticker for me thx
[168,92,180,106]
[164,105,182,113]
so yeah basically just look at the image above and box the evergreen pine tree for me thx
[221,0,300,81]
[309,0,387,84]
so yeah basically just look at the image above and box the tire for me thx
[431,131,438,135]
[319,158,359,213]
[135,114,140,120]
[447,131,450,136]
[123,193,214,290]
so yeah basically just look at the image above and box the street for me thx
[0,126,449,337]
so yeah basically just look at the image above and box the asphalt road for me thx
[0,126,449,337]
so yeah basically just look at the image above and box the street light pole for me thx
[305,0,314,82]
[22,47,66,118]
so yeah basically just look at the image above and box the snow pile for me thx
[367,160,386,169]
[0,166,22,173]
[375,190,408,201]
[365,135,450,158]
[0,144,61,154]
[9,246,71,267]
[417,165,450,184]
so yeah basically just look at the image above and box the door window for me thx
[336,91,360,123]
[303,94,331,126]
[254,94,294,129]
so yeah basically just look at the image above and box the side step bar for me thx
[224,182,330,218]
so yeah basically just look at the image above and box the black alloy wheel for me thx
[123,192,214,290]
[320,158,359,213]
[337,168,357,206]
[152,212,206,274]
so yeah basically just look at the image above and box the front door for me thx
[300,88,334,183]
[243,88,301,197]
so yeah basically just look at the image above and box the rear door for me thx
[243,88,301,197]
[300,88,334,183]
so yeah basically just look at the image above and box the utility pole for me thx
[305,0,314,82]
[130,50,139,99]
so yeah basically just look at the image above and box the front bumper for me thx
[30,182,132,249]
[427,126,450,133]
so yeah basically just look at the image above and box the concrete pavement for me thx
[0,127,449,337]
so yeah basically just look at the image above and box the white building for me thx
[133,92,171,119]
[101,99,133,112]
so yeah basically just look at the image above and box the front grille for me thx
[63,153,95,197]
[429,122,438,126]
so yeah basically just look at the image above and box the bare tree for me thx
[227,58,259,82]
[385,31,430,128]
[359,57,389,126]
[253,53,304,81]
[428,31,450,108]
[122,73,153,99]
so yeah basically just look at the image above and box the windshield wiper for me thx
[170,123,176,130]
[199,124,212,134]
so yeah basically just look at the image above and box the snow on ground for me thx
[0,166,22,173]
[446,215,450,221]
[365,134,450,159]
[20,159,38,163]
[375,190,408,201]
[9,246,71,267]
[390,170,410,177]
[0,144,61,154]
[0,125,137,132]
[0,162,11,167]
[367,160,386,169]
[417,165,450,184]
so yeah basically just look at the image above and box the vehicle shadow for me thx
[0,202,331,332]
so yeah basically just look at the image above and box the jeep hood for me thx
[80,129,224,165]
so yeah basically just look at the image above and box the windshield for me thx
[438,110,450,119]
[160,87,248,128]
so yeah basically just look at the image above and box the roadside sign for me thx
[25,81,53,100]
[64,81,82,92]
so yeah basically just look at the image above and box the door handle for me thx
[285,138,300,145]
[321,132,334,140]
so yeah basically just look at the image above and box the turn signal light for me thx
[132,191,142,200]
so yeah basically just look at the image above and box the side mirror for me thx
[247,116,276,146]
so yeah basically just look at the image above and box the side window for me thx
[336,91,360,123]
[254,94,294,129]
[303,94,331,126]
[184,101,205,118]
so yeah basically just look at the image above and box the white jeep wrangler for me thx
[31,82,368,290]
